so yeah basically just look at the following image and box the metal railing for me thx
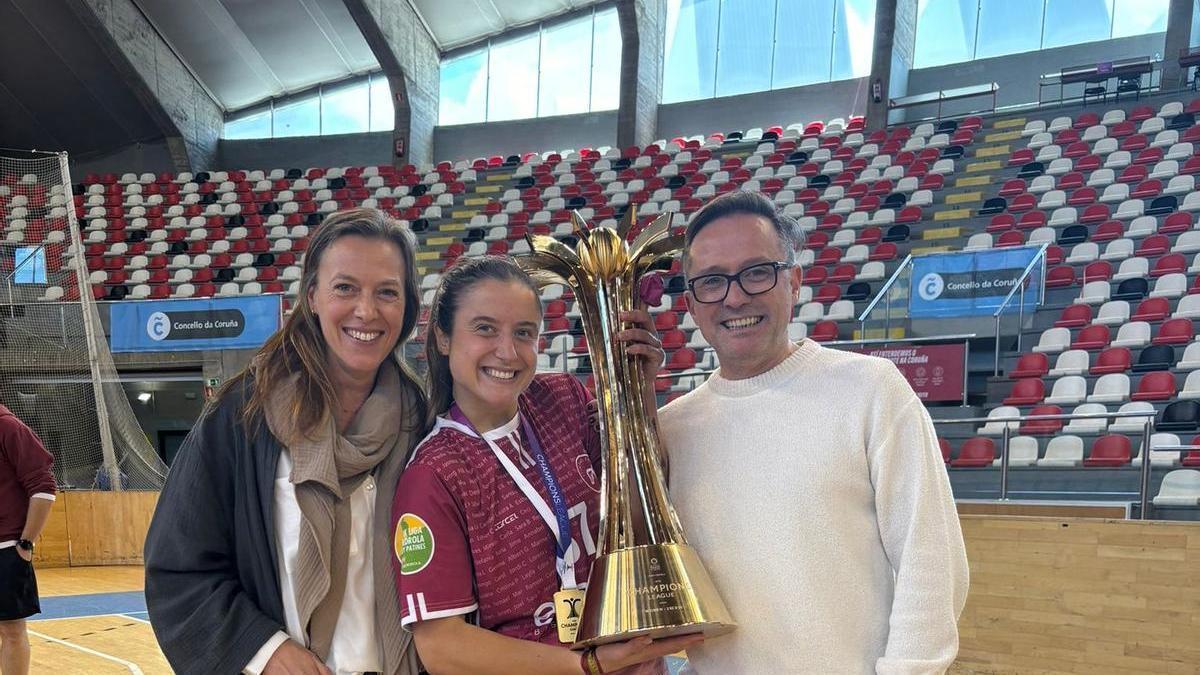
[992,243,1049,376]
[857,253,913,339]
[932,409,1158,519]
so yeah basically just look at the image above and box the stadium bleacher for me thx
[9,96,1200,511]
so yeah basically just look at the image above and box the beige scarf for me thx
[263,359,422,674]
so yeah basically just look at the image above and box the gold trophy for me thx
[521,207,735,647]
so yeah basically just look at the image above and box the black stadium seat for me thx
[1059,224,1089,246]
[979,197,1007,215]
[1146,196,1178,217]
[940,145,965,160]
[1168,112,1195,130]
[1157,400,1200,432]
[882,192,907,209]
[844,282,871,301]
[883,224,910,242]
[935,119,958,134]
[285,168,303,179]
[1133,345,1175,373]
[785,150,808,165]
[1113,277,1149,302]
[808,174,831,189]
[1017,161,1045,179]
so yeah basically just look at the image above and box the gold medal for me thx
[553,588,587,644]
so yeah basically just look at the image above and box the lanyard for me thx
[448,404,577,589]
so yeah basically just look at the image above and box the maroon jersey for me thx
[392,374,601,645]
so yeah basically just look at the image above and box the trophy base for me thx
[573,543,736,649]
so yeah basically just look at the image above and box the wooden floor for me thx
[27,566,169,674]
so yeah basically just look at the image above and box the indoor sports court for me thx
[2,0,1199,673]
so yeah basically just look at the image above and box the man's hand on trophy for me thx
[597,634,704,674]
[616,308,665,372]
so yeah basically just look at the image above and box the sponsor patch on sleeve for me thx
[394,513,436,575]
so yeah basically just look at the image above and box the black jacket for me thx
[144,380,287,674]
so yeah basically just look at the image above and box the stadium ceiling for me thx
[411,0,607,52]
[134,0,380,112]
[134,0,608,113]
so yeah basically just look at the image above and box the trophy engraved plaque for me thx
[520,207,736,647]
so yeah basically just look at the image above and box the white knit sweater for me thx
[659,339,968,675]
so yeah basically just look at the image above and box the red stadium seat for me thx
[1020,405,1063,436]
[1045,266,1076,288]
[1090,347,1131,375]
[1072,324,1111,350]
[1153,318,1194,345]
[1151,254,1186,278]
[1084,435,1131,467]
[1011,353,1049,379]
[1055,304,1092,328]
[815,284,842,304]
[1131,371,1176,401]
[1003,378,1045,406]
[951,438,995,468]
[1082,261,1112,283]
[1130,297,1169,322]
[810,321,839,342]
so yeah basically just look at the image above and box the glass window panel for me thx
[223,108,272,139]
[487,32,540,121]
[1112,0,1167,38]
[369,75,394,131]
[321,80,369,135]
[774,0,835,88]
[439,49,488,125]
[13,247,46,284]
[539,14,593,117]
[1043,0,1113,49]
[273,95,319,138]
[715,0,775,97]
[975,0,1042,59]
[913,0,978,68]
[831,0,877,81]
[662,0,720,103]
[590,8,622,111]
[1193,0,1200,49]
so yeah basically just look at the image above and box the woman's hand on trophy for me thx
[596,634,703,673]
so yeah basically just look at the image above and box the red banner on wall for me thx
[854,343,966,402]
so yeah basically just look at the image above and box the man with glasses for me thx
[656,191,968,674]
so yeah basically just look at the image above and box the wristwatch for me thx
[16,539,34,552]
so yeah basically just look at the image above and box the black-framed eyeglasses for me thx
[686,261,794,304]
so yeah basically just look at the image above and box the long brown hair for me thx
[219,207,427,436]
[424,256,541,429]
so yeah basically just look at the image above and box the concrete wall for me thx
[347,0,440,166]
[656,78,871,141]
[81,0,224,171]
[69,140,176,179]
[433,110,620,164]
[905,33,1167,119]
[218,132,393,171]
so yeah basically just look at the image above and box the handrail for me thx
[933,408,1156,519]
[992,243,1050,376]
[824,332,976,347]
[857,253,913,337]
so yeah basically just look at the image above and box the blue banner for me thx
[110,295,282,352]
[909,247,1043,319]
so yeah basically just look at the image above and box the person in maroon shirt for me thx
[0,404,56,675]
[393,256,699,674]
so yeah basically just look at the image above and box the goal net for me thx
[0,150,165,490]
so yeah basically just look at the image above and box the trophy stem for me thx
[585,275,686,556]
